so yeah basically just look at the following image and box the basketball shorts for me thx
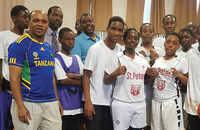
[151,98,184,130]
[111,99,146,130]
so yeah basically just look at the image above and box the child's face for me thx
[124,30,139,50]
[163,17,177,34]
[59,31,75,51]
[140,24,154,43]
[164,35,180,56]
[186,22,197,35]
[14,10,29,30]
[106,21,124,43]
[180,31,193,50]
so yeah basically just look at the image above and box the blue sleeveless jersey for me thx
[55,54,82,110]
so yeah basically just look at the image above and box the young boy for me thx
[184,25,200,129]
[186,21,199,49]
[135,23,163,130]
[153,14,177,54]
[136,23,163,66]
[82,16,124,130]
[54,27,83,130]
[104,28,150,130]
[178,28,195,129]
[0,5,29,130]
[148,32,188,130]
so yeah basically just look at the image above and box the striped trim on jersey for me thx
[16,33,44,44]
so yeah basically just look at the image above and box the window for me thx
[143,0,152,23]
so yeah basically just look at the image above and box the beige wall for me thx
[24,0,77,32]
[10,0,175,32]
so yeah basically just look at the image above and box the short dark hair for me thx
[179,28,195,38]
[165,32,181,44]
[80,13,94,23]
[140,23,154,33]
[47,6,61,15]
[108,16,125,28]
[123,28,140,41]
[11,5,28,17]
[162,14,177,24]
[186,21,197,28]
[59,27,74,38]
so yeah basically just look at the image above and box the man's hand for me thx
[58,102,63,116]
[84,101,95,120]
[18,106,31,125]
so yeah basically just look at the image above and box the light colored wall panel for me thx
[24,0,77,32]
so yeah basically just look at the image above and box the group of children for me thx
[1,5,200,130]
[55,13,200,130]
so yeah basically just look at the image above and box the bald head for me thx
[28,10,48,42]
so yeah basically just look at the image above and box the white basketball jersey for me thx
[184,48,200,115]
[106,51,150,103]
[152,56,188,101]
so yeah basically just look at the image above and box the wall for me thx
[24,0,77,32]
[24,0,175,33]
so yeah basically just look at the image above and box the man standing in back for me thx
[71,13,102,64]
[45,6,63,53]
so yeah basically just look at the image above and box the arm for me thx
[53,72,63,116]
[83,69,95,120]
[139,50,146,58]
[149,50,159,66]
[104,65,126,84]
[0,59,2,93]
[9,65,31,125]
[66,73,82,80]
[58,76,81,86]
[171,67,188,86]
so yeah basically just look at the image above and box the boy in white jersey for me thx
[147,32,188,130]
[136,23,163,130]
[104,28,152,130]
[178,28,195,129]
[0,5,29,130]
[153,14,177,54]
[184,26,200,129]
[186,21,199,49]
[54,27,83,130]
[83,16,124,130]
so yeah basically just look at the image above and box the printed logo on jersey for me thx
[127,72,144,80]
[142,65,145,70]
[33,52,39,60]
[157,78,166,91]
[130,85,141,96]
[158,67,171,77]
[40,47,45,51]
[34,60,55,67]
[50,53,53,57]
